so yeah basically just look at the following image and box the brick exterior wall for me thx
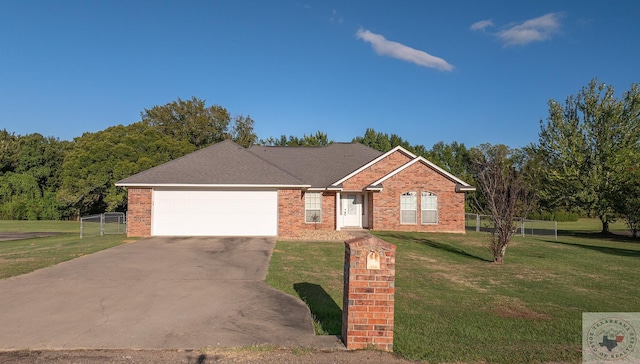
[277,150,467,238]
[126,188,152,237]
[342,235,396,351]
[371,162,465,233]
[342,151,412,191]
[125,149,467,238]
[278,189,336,238]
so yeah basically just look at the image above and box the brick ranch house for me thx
[116,140,475,238]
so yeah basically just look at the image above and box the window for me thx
[421,192,438,224]
[305,192,322,223]
[400,192,417,224]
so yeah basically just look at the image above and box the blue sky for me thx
[1,1,639,148]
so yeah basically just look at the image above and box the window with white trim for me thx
[421,192,438,224]
[305,192,322,223]
[400,192,417,224]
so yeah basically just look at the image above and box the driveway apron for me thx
[0,237,320,349]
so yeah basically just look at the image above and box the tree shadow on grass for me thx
[293,282,342,335]
[543,239,640,258]
[558,231,639,243]
[419,239,493,262]
[379,232,492,262]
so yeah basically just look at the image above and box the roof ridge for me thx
[246,146,309,184]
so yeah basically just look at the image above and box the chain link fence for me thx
[465,213,557,240]
[80,212,127,238]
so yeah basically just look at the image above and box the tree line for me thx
[1,80,638,239]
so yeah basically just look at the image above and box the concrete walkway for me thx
[0,237,342,350]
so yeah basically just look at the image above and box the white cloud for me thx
[470,19,494,31]
[355,28,454,72]
[497,13,563,46]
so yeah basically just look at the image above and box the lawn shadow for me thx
[558,231,639,243]
[293,282,342,335]
[380,232,492,262]
[544,239,640,258]
[419,239,493,262]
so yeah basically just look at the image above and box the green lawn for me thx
[557,218,628,234]
[266,223,640,363]
[0,220,128,279]
[0,220,80,233]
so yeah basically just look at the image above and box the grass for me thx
[266,221,640,363]
[0,220,128,279]
[0,219,80,233]
[557,218,628,233]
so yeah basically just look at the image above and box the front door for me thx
[341,194,362,227]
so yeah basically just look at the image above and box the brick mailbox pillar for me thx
[342,235,396,351]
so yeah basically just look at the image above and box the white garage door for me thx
[151,189,278,236]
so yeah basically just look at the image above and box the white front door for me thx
[341,194,362,227]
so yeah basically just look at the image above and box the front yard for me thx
[266,225,640,363]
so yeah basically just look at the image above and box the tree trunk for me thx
[601,218,610,235]
[493,245,507,264]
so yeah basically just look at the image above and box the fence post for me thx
[100,213,105,236]
[80,218,83,239]
[476,214,480,232]
[521,218,525,237]
[555,221,558,240]
[531,220,534,236]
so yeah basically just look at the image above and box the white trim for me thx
[330,146,416,186]
[335,192,341,231]
[115,183,311,188]
[369,157,473,188]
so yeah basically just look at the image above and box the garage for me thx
[151,188,278,236]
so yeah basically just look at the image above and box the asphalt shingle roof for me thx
[116,140,307,186]
[248,143,382,187]
[116,140,382,187]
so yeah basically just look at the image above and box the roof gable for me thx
[331,146,416,187]
[368,156,474,190]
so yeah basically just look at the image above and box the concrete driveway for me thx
[0,237,339,350]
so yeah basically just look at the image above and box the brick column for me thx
[126,188,152,237]
[342,235,396,351]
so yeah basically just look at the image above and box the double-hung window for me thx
[305,192,322,223]
[400,192,417,224]
[421,192,438,224]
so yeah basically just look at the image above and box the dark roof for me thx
[248,143,382,187]
[116,140,307,186]
[116,140,382,187]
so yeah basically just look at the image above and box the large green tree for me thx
[141,97,232,148]
[231,115,258,147]
[536,79,640,234]
[0,129,18,175]
[58,122,195,217]
[14,133,70,190]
